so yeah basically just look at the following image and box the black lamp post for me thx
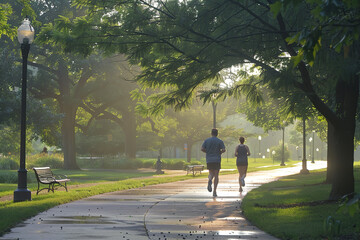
[300,118,309,174]
[311,130,315,163]
[211,100,217,129]
[14,18,34,202]
[211,93,217,129]
[280,127,285,166]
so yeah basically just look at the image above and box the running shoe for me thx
[241,177,245,187]
[207,179,212,192]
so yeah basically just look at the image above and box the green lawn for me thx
[242,166,360,240]
[0,169,155,198]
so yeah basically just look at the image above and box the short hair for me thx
[239,136,245,144]
[211,128,218,136]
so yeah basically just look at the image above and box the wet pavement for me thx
[2,161,326,240]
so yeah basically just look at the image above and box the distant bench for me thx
[33,167,70,195]
[186,165,205,176]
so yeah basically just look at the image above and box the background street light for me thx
[300,118,309,174]
[309,136,313,158]
[258,135,262,158]
[267,148,270,158]
[309,136,313,163]
[14,18,34,202]
[316,147,319,160]
[272,150,275,164]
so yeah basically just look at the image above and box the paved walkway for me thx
[2,161,327,240]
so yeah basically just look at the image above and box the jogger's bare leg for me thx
[213,170,219,196]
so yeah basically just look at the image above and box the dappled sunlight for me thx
[279,178,297,182]
[272,188,302,196]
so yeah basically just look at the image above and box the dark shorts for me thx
[236,162,248,167]
[236,158,248,166]
[207,162,221,170]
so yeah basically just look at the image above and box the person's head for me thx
[211,128,218,137]
[239,136,245,144]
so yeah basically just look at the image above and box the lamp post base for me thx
[14,188,31,202]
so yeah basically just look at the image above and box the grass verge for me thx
[0,170,155,198]
[242,166,360,240]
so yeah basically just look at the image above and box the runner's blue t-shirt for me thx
[201,137,225,163]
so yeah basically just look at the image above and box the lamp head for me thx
[17,18,35,44]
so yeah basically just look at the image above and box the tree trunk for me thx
[159,147,163,158]
[187,142,192,162]
[328,124,355,200]
[62,106,79,170]
[325,121,335,183]
[328,75,358,200]
[123,110,136,159]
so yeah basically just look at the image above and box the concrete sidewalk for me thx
[2,161,326,240]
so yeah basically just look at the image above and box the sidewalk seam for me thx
[143,200,160,239]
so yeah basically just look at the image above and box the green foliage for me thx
[270,143,291,162]
[76,119,124,156]
[239,88,292,132]
[338,193,360,217]
[0,126,21,156]
[0,3,15,38]
[0,171,18,184]
[336,193,360,234]
[161,159,187,170]
[76,157,200,170]
[27,154,64,169]
[277,0,360,65]
[0,158,19,170]
[323,216,342,239]
[77,157,144,170]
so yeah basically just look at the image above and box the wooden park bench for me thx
[186,165,205,176]
[33,167,70,195]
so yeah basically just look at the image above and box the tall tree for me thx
[0,0,61,156]
[45,0,359,198]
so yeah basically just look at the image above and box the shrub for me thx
[270,144,291,162]
[0,171,18,183]
[105,158,143,169]
[77,156,145,169]
[27,153,64,169]
[162,159,187,170]
[0,158,19,170]
[141,159,156,168]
